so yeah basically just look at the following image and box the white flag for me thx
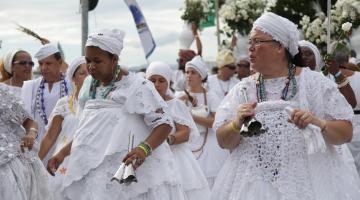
[124,0,156,59]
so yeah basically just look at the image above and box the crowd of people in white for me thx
[1,12,360,200]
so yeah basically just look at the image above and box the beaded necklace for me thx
[256,64,297,102]
[35,74,69,125]
[90,65,121,99]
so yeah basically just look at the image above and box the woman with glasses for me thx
[211,12,360,200]
[0,49,33,97]
[178,55,229,189]
[207,50,239,100]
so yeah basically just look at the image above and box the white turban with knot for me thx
[67,56,86,81]
[253,12,300,57]
[146,61,173,86]
[35,43,59,61]
[3,49,25,74]
[185,55,208,81]
[86,29,125,56]
[298,40,323,72]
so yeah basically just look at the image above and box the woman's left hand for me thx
[20,134,35,152]
[122,147,147,170]
[289,109,316,129]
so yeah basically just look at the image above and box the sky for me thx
[0,0,359,69]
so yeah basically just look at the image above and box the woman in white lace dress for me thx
[212,12,360,200]
[0,49,33,98]
[146,61,210,200]
[177,55,229,188]
[38,56,88,199]
[0,83,52,200]
[46,29,185,200]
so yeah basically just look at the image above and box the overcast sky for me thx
[0,0,359,69]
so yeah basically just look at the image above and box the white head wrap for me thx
[35,43,59,61]
[86,29,125,56]
[253,12,300,57]
[185,55,208,80]
[3,49,25,74]
[298,40,323,72]
[67,56,86,81]
[146,61,173,86]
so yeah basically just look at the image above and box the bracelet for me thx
[337,78,349,88]
[334,70,342,79]
[231,121,241,133]
[138,141,152,157]
[27,127,38,138]
[319,120,327,133]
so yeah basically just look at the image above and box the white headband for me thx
[298,40,323,72]
[185,55,208,80]
[253,12,300,57]
[86,29,125,56]
[146,61,173,86]
[67,56,86,81]
[3,49,25,74]
[35,43,59,61]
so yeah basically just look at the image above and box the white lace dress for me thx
[177,90,230,188]
[165,98,210,200]
[61,73,185,200]
[211,68,360,200]
[0,83,52,200]
[347,71,360,174]
[46,95,79,200]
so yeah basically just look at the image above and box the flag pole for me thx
[81,0,89,56]
[326,0,331,53]
[215,0,220,52]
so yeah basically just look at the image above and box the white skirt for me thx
[170,143,210,200]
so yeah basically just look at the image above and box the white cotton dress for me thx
[165,98,211,200]
[211,68,360,200]
[0,83,52,200]
[61,73,185,200]
[177,90,229,188]
[46,95,79,200]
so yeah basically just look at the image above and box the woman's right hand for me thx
[234,102,257,127]
[47,152,65,176]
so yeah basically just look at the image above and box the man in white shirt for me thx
[207,50,239,100]
[21,44,71,141]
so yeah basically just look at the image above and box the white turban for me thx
[67,56,86,81]
[298,40,323,72]
[185,55,208,80]
[253,12,300,57]
[146,61,173,86]
[35,43,59,61]
[86,29,125,56]
[3,49,25,74]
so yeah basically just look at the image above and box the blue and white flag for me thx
[124,0,156,59]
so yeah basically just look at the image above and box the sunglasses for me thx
[237,64,250,68]
[13,60,35,67]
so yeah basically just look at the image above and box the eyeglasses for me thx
[13,60,35,67]
[248,39,279,47]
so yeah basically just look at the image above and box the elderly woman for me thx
[146,61,210,200]
[46,29,185,200]
[212,12,360,200]
[178,55,229,188]
[0,49,33,97]
[0,83,51,199]
[38,57,88,199]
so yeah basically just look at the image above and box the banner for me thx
[124,0,156,59]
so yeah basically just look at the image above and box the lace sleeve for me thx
[207,91,221,113]
[213,80,255,131]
